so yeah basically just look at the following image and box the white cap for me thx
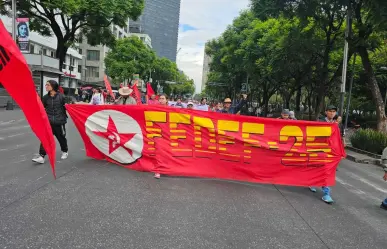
[187,101,194,106]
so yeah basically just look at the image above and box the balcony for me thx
[23,53,62,75]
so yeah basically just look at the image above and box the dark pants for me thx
[39,124,68,157]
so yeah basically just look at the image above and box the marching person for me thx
[186,101,194,110]
[289,111,297,120]
[32,80,68,164]
[115,86,137,105]
[90,88,104,105]
[381,160,387,210]
[154,94,169,179]
[309,105,340,204]
[277,109,292,120]
[147,94,158,105]
[220,94,247,114]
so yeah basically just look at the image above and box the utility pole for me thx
[12,0,16,42]
[339,0,352,117]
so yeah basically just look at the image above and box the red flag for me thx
[146,82,155,97]
[130,80,142,105]
[0,20,56,177]
[103,75,115,100]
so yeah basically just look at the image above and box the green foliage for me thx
[2,0,144,67]
[105,36,156,83]
[350,129,387,154]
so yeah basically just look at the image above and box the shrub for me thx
[350,128,387,154]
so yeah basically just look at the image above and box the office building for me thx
[201,48,212,92]
[129,0,181,62]
[78,25,129,84]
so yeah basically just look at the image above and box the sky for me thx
[176,0,250,94]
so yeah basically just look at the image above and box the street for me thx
[0,110,386,249]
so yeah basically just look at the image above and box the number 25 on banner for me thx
[280,125,333,167]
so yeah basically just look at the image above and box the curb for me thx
[345,152,383,168]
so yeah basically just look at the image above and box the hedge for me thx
[350,129,387,155]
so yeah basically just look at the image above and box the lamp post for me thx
[339,0,352,117]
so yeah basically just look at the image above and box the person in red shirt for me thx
[147,94,158,105]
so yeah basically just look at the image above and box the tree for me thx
[152,57,179,82]
[2,0,144,69]
[104,36,156,84]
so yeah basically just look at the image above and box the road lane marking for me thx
[0,143,29,152]
[336,177,382,203]
[345,172,387,194]
[0,125,30,132]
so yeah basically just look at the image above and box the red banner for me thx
[66,104,345,187]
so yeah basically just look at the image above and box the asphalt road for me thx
[0,109,386,249]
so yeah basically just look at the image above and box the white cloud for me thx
[177,0,250,93]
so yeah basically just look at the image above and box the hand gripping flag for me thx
[0,20,56,178]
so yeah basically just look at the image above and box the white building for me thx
[0,15,82,99]
[78,24,130,84]
[129,33,152,49]
[201,47,212,92]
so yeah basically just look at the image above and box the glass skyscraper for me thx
[130,0,181,62]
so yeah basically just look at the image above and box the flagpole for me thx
[12,0,16,42]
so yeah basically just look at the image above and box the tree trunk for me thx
[56,38,68,75]
[358,46,387,131]
[295,86,302,111]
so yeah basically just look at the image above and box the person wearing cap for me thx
[115,86,137,105]
[278,109,292,120]
[187,101,194,109]
[32,80,69,164]
[221,94,247,114]
[289,111,297,120]
[308,104,340,204]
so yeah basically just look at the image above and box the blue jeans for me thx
[322,186,331,196]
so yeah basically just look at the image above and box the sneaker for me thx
[154,173,161,179]
[380,203,387,210]
[61,152,68,160]
[309,187,317,192]
[322,194,334,204]
[32,155,45,164]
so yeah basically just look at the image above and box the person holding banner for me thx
[115,86,137,105]
[154,94,169,179]
[220,94,247,114]
[309,105,340,204]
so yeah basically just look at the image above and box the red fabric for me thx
[130,81,142,105]
[0,20,56,177]
[146,82,155,97]
[103,75,115,100]
[66,104,345,187]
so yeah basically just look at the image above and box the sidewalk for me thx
[345,148,383,167]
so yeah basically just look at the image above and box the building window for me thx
[69,66,74,71]
[62,64,67,70]
[43,48,47,55]
[78,65,82,73]
[86,66,99,78]
[70,57,75,66]
[78,35,83,43]
[79,48,83,54]
[50,51,55,58]
[29,44,35,54]
[86,50,100,61]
